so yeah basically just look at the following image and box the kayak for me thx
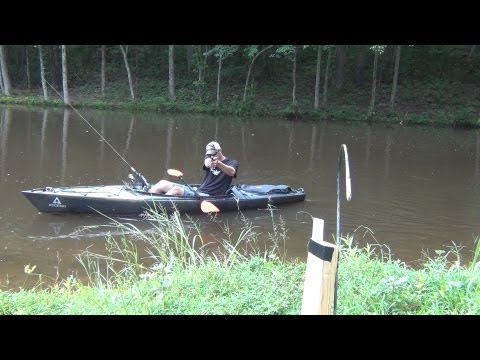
[21,183,306,215]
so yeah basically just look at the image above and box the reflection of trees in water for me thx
[365,125,371,163]
[189,119,204,176]
[40,109,49,169]
[286,121,296,165]
[308,123,317,172]
[473,130,480,193]
[476,131,480,179]
[122,115,135,159]
[240,122,250,168]
[0,109,5,179]
[61,108,71,185]
[165,119,174,170]
[318,122,326,162]
[98,116,105,169]
[307,122,326,174]
[26,111,32,150]
[1,108,11,182]
[385,134,392,180]
[311,124,318,157]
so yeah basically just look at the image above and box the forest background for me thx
[0,45,478,127]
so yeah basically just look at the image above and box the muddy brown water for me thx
[1,105,480,289]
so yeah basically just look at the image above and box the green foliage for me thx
[191,80,211,104]
[244,45,259,59]
[207,45,239,62]
[369,45,387,54]
[229,95,249,115]
[451,107,477,127]
[311,105,366,122]
[272,45,295,59]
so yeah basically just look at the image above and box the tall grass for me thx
[76,204,290,290]
[337,235,480,314]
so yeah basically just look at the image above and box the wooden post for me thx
[301,218,339,315]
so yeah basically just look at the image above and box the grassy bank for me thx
[0,207,479,315]
[2,77,480,128]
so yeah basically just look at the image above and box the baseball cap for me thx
[205,141,221,155]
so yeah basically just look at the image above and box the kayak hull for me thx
[21,185,306,215]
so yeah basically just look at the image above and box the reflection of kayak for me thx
[25,212,157,241]
[27,220,149,240]
[27,222,129,240]
[22,184,306,215]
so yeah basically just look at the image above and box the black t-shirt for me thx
[198,158,238,196]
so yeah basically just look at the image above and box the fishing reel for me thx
[128,172,150,192]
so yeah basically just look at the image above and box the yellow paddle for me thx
[201,200,220,213]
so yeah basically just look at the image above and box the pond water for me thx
[1,105,479,289]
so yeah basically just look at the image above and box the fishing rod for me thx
[44,79,149,187]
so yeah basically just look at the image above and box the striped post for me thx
[301,218,339,315]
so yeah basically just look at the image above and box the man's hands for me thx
[210,156,219,168]
[204,156,235,176]
[206,156,218,168]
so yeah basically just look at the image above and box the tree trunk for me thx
[134,50,139,90]
[243,45,273,102]
[168,45,175,100]
[61,45,70,106]
[216,55,222,107]
[197,45,209,82]
[0,45,12,96]
[52,45,62,88]
[322,47,332,107]
[186,45,193,76]
[204,46,210,69]
[39,45,48,100]
[119,45,135,100]
[197,45,204,81]
[377,58,384,87]
[292,46,298,111]
[250,61,256,89]
[368,51,379,116]
[314,45,322,109]
[390,45,402,112]
[202,45,209,81]
[335,45,347,90]
[468,45,476,62]
[26,46,31,90]
[0,64,4,94]
[355,46,368,84]
[101,45,106,97]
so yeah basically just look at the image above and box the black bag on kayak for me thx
[236,184,293,195]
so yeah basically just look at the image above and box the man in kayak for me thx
[148,141,238,196]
